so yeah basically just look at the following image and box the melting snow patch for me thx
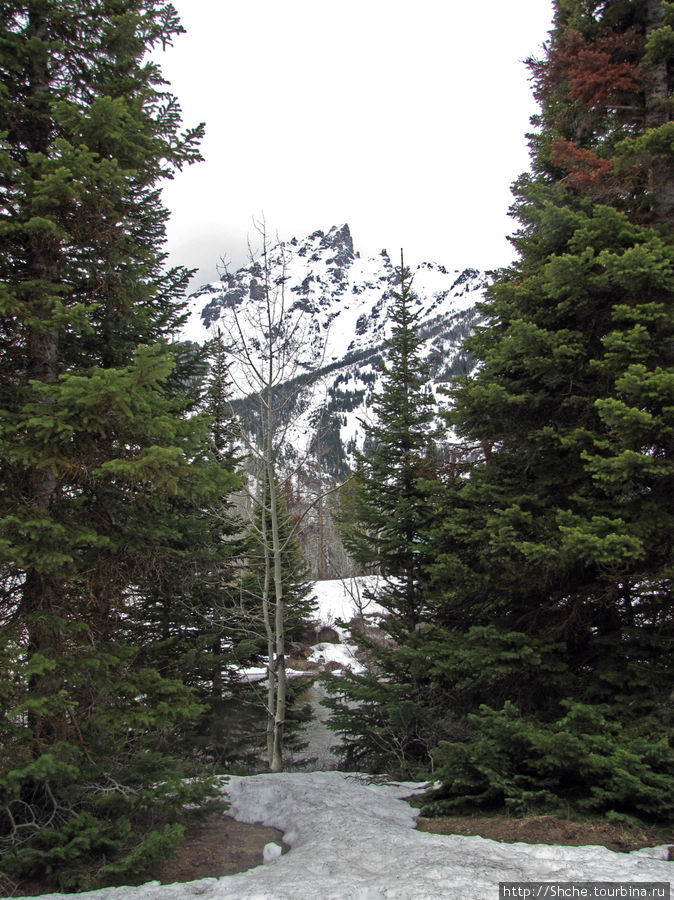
[23,772,672,900]
[262,842,282,864]
[311,576,385,625]
[308,641,365,674]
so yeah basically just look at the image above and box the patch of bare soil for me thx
[156,813,287,884]
[416,814,672,854]
[6,815,286,896]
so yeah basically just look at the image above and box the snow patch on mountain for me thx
[181,225,485,474]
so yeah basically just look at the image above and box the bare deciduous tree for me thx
[216,220,329,771]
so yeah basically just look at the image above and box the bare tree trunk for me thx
[259,472,276,763]
[269,467,286,772]
[216,219,331,770]
[644,0,674,222]
[265,336,286,770]
[315,431,325,579]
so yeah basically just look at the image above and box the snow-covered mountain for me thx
[182,224,485,475]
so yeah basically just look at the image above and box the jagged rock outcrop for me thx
[182,224,485,476]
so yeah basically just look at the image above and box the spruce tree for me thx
[341,254,436,630]
[425,0,673,824]
[0,2,233,889]
[325,257,444,775]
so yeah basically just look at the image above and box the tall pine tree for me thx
[424,0,673,824]
[0,2,235,890]
[325,256,445,775]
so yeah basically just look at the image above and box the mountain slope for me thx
[182,224,484,475]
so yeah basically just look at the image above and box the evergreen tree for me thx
[325,256,445,775]
[425,0,673,824]
[206,329,241,469]
[0,2,234,889]
[126,421,247,767]
[341,254,437,631]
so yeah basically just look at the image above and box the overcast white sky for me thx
[158,1,554,289]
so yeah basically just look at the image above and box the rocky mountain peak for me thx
[181,225,486,475]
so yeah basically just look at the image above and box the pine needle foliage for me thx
[426,0,673,824]
[325,256,445,776]
[0,2,237,889]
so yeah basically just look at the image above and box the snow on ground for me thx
[231,578,378,687]
[228,578,378,685]
[305,576,384,680]
[311,576,385,626]
[307,640,365,674]
[25,772,671,900]
[21,582,671,898]
[20,580,672,900]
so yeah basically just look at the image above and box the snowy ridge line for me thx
[23,772,671,900]
[179,224,484,472]
[181,224,483,377]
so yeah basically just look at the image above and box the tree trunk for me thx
[267,443,286,772]
[644,0,674,223]
[259,474,276,764]
[316,448,325,579]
